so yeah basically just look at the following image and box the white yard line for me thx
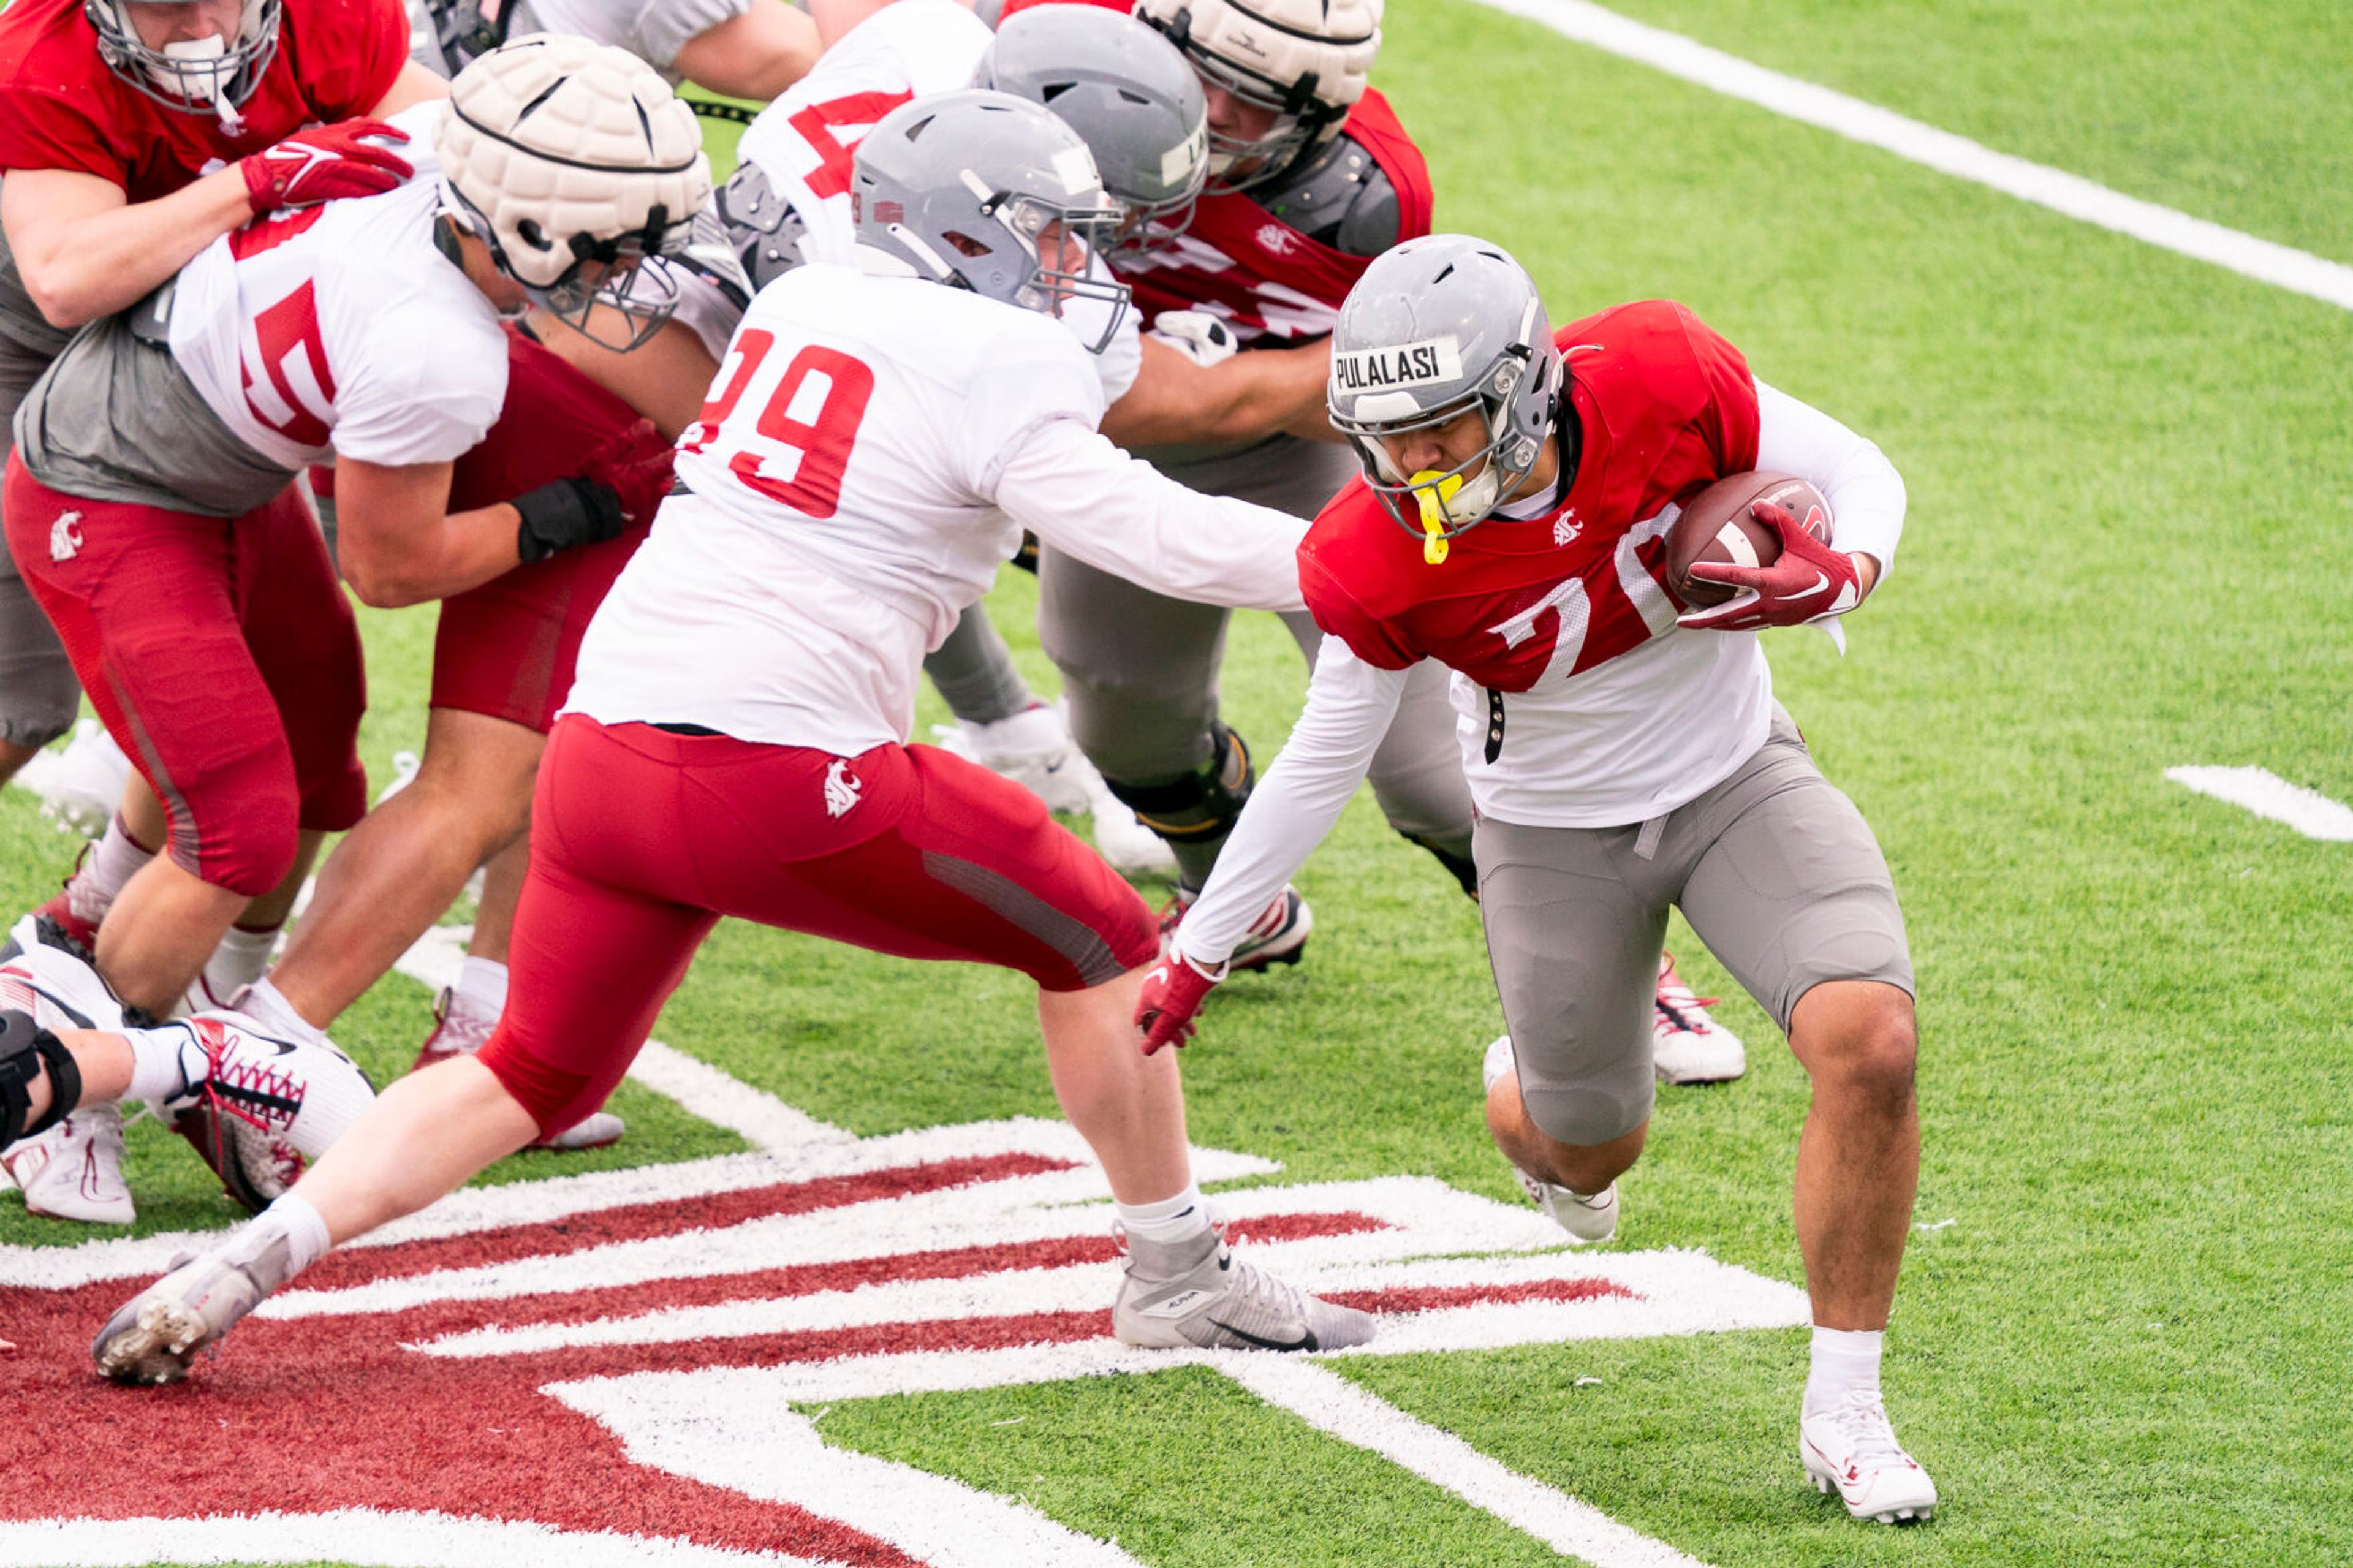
[2164,766,2353,841]
[1466,0,2353,313]
[1227,1357,1714,1568]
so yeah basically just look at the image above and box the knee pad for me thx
[1103,724,1254,844]
[0,1009,81,1149]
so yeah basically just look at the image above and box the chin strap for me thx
[0,1010,83,1149]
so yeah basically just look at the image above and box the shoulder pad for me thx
[1253,133,1401,259]
[713,160,811,295]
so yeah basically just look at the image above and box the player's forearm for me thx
[671,2,822,100]
[1178,645,1405,964]
[3,169,254,329]
[1004,419,1309,611]
[1102,340,1332,448]
[340,504,522,608]
[1754,377,1904,592]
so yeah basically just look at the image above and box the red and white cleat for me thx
[1801,1391,1938,1523]
[414,987,624,1152]
[2,1102,134,1225]
[1158,885,1312,974]
[169,1099,304,1214]
[1653,951,1745,1085]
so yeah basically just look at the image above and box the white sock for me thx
[80,813,157,912]
[195,925,280,1010]
[252,1191,333,1279]
[1115,1183,1210,1244]
[454,955,509,1018]
[233,976,328,1050]
[123,1023,211,1102]
[1805,1325,1885,1415]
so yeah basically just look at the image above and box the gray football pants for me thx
[923,600,1036,729]
[0,346,80,752]
[1037,433,1473,885]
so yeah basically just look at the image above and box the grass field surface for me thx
[2,2,2347,1564]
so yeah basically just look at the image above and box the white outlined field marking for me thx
[0,1512,832,1568]
[1467,0,2353,314]
[2165,766,2353,841]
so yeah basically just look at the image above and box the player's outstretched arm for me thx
[1137,637,1405,1051]
[1100,335,1339,450]
[996,415,1311,613]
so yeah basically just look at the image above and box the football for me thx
[1663,472,1833,608]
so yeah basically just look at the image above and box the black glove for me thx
[513,476,628,564]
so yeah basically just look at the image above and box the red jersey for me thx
[0,0,406,200]
[1113,88,1433,344]
[1302,301,1759,680]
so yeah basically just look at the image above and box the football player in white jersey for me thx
[6,38,706,1039]
[412,0,820,100]
[91,89,1376,1386]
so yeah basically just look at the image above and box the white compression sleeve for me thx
[1753,377,1908,580]
[992,415,1309,613]
[1178,636,1412,966]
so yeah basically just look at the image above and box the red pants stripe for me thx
[3,456,365,895]
[477,716,1159,1137]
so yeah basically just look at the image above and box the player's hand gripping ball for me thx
[1666,472,1859,631]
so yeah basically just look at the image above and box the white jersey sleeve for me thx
[994,419,1309,613]
[734,0,992,265]
[1753,377,1906,580]
[502,0,752,73]
[1176,636,1409,967]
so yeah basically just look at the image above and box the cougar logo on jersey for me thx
[1331,337,1464,394]
[1254,222,1297,256]
[1553,511,1582,547]
[824,758,862,818]
[48,512,83,563]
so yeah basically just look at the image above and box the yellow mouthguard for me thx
[1411,470,1462,564]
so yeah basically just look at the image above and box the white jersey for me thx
[734,0,991,268]
[564,262,1309,755]
[406,0,751,81]
[167,101,507,473]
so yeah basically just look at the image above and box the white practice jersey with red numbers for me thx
[165,100,509,473]
[563,262,1310,756]
[733,0,991,268]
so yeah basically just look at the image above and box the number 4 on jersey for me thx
[788,89,914,200]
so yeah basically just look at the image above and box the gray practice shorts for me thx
[1037,431,1472,846]
[0,338,78,751]
[1478,706,1914,1147]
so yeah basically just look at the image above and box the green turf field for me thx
[5,2,2348,1563]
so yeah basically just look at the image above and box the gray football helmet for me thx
[852,89,1131,352]
[85,0,281,121]
[1327,235,1563,547]
[974,6,1208,248]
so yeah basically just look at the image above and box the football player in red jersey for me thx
[1137,236,1939,1524]
[0,0,445,1218]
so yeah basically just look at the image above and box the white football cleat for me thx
[2,1102,134,1225]
[1801,1390,1938,1523]
[92,1221,306,1385]
[13,718,132,838]
[1159,884,1311,972]
[933,704,1176,874]
[413,987,624,1152]
[155,1012,376,1162]
[1482,1034,1620,1244]
[1653,951,1745,1085]
[1113,1222,1375,1352]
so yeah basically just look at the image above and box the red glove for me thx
[577,418,678,529]
[1135,949,1225,1056]
[240,119,413,216]
[1676,500,1863,632]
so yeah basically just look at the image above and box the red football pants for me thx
[4,456,366,895]
[428,329,655,733]
[477,716,1159,1137]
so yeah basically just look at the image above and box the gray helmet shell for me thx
[975,6,1208,237]
[852,89,1131,351]
[1328,234,1561,545]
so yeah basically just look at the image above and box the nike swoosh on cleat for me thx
[1207,1319,1318,1352]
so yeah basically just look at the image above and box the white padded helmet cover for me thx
[438,34,713,289]
[1136,0,1381,113]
